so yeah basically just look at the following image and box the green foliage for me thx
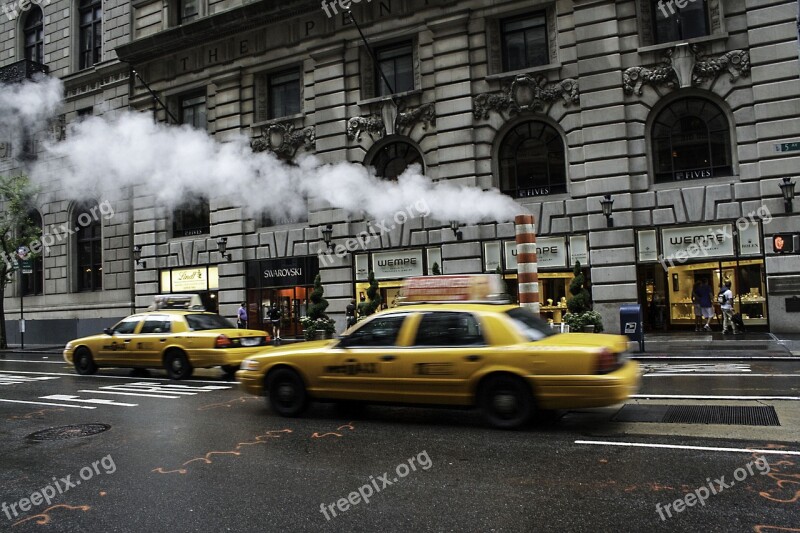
[358,271,381,317]
[307,274,329,320]
[431,262,441,275]
[299,315,336,341]
[564,261,603,332]
[0,175,42,348]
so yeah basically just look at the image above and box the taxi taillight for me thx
[215,334,233,348]
[595,348,618,374]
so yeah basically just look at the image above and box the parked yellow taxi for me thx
[64,295,269,379]
[237,278,639,428]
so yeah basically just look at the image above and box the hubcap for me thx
[492,392,518,415]
[276,383,295,404]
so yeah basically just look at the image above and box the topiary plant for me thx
[431,262,441,275]
[307,274,329,320]
[564,261,604,332]
[358,271,382,317]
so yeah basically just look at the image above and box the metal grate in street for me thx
[27,423,111,441]
[613,405,780,426]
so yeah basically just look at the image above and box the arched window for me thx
[22,210,44,296]
[652,97,732,182]
[23,7,44,64]
[75,202,102,291]
[173,196,210,237]
[369,140,424,180]
[499,121,566,198]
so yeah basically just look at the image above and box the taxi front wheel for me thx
[267,369,308,417]
[479,374,534,429]
[74,348,97,375]
[165,351,193,380]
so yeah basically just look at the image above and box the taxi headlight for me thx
[240,359,261,371]
[64,342,73,351]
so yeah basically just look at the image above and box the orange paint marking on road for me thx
[7,408,65,420]
[747,446,800,505]
[11,504,90,527]
[151,428,293,475]
[197,396,257,411]
[753,527,800,532]
[312,422,355,438]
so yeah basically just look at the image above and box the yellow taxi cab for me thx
[237,275,640,428]
[64,295,270,379]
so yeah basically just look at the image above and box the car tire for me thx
[73,348,97,375]
[221,365,239,379]
[479,374,533,429]
[267,368,308,417]
[165,351,193,380]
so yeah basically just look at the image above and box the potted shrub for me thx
[563,261,604,333]
[301,274,336,340]
[357,271,382,318]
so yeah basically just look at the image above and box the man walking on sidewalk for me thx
[719,281,740,335]
[695,278,714,332]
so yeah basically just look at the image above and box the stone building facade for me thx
[1,0,799,342]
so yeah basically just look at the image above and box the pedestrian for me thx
[719,281,740,335]
[269,303,282,340]
[691,281,702,332]
[695,278,714,331]
[237,302,248,329]
[345,299,356,330]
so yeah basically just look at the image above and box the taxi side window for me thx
[140,317,172,334]
[414,312,485,346]
[341,315,406,347]
[110,318,140,335]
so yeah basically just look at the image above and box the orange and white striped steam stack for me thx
[514,214,539,314]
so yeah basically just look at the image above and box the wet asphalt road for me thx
[0,354,798,533]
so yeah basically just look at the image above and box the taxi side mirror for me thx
[103,328,112,335]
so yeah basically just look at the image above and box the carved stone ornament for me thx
[251,122,315,157]
[346,114,385,141]
[472,74,579,120]
[396,102,436,134]
[623,46,750,96]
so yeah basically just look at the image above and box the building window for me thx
[501,12,549,71]
[173,197,210,237]
[22,210,44,296]
[23,7,44,64]
[652,97,732,183]
[180,93,207,129]
[266,68,302,119]
[499,121,566,198]
[376,42,414,96]
[260,212,308,228]
[651,0,709,44]
[75,202,102,292]
[78,0,102,69]
[369,141,424,180]
[178,0,199,24]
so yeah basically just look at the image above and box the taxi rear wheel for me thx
[267,369,308,417]
[479,374,533,429]
[74,348,97,375]
[165,351,193,380]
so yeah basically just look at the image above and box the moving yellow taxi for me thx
[237,303,640,428]
[64,306,270,379]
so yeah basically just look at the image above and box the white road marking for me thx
[643,373,799,377]
[40,394,138,407]
[0,398,95,409]
[643,363,752,374]
[0,369,232,384]
[98,385,197,395]
[0,374,60,385]
[0,360,67,364]
[575,440,800,456]
[78,390,181,399]
[632,394,800,400]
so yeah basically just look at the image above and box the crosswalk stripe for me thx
[79,390,181,399]
[41,394,138,407]
[0,398,95,409]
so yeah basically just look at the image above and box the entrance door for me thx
[637,265,667,332]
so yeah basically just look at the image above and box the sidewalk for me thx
[631,331,799,359]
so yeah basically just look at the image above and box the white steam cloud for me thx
[0,75,63,160]
[5,78,524,224]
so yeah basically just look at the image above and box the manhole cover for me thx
[613,405,779,426]
[27,424,111,441]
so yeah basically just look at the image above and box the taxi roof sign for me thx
[396,274,510,304]
[148,294,205,311]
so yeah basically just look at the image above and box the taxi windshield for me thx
[184,313,235,331]
[505,307,556,341]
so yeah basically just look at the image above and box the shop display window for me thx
[538,272,574,324]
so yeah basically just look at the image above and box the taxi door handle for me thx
[464,355,481,362]
[379,355,396,361]
[123,339,131,343]
[159,339,167,342]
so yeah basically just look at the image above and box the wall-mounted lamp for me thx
[600,194,614,228]
[779,177,796,213]
[216,237,231,261]
[132,245,146,268]
[321,224,334,251]
[449,220,462,241]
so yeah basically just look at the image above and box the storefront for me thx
[635,223,767,331]
[486,235,589,324]
[245,256,319,338]
[159,266,219,312]
[354,248,439,310]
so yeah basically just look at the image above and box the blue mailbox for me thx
[620,304,645,352]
